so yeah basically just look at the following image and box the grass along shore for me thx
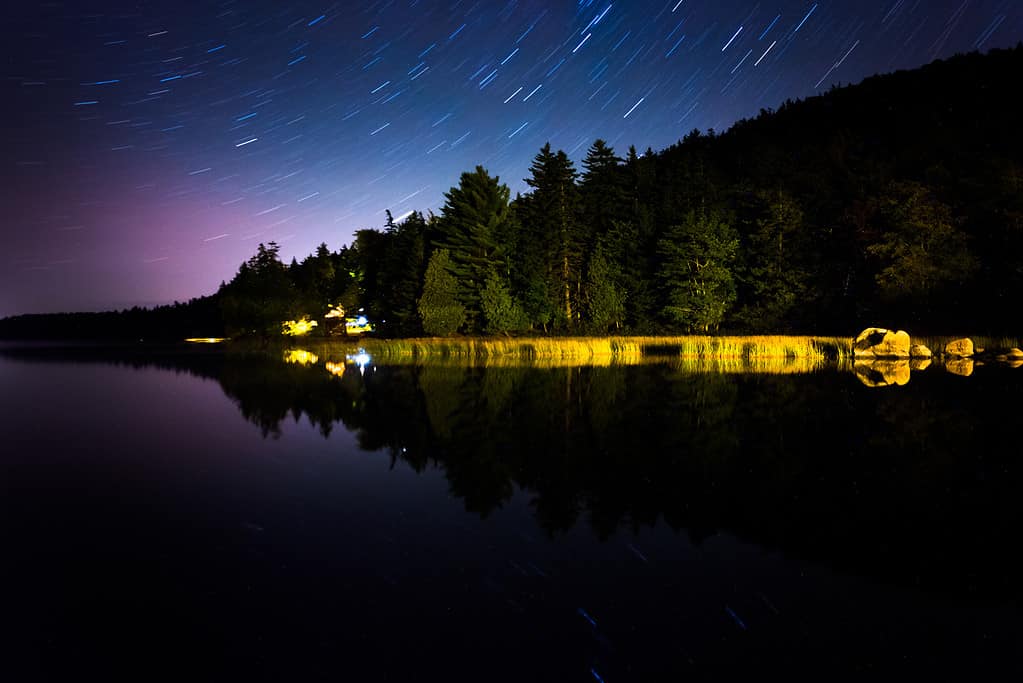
[282,335,853,372]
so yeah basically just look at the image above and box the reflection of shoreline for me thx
[286,345,842,373]
[213,354,1023,602]
[4,345,1023,602]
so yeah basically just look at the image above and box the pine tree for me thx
[509,193,556,331]
[582,241,626,332]
[867,181,977,311]
[521,143,581,329]
[733,190,808,330]
[418,249,466,336]
[579,139,625,239]
[434,166,511,332]
[480,271,527,335]
[220,242,298,337]
[379,210,427,336]
[657,210,739,332]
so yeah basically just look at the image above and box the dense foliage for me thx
[3,46,1021,339]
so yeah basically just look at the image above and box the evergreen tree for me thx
[480,272,527,335]
[434,166,512,332]
[220,242,297,337]
[657,210,739,332]
[509,192,557,331]
[867,181,977,313]
[579,139,625,238]
[291,242,338,332]
[617,146,660,328]
[522,143,582,329]
[379,210,427,336]
[733,190,808,330]
[418,249,466,336]
[582,241,626,332]
[351,227,389,322]
[333,244,363,322]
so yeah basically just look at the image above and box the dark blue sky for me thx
[4,0,1021,316]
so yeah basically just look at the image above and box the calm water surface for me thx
[1,345,1021,681]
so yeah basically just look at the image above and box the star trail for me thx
[4,0,1022,315]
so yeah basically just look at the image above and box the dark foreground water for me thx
[1,345,1021,682]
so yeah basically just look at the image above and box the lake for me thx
[1,344,1021,681]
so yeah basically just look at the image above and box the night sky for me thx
[4,1,1022,316]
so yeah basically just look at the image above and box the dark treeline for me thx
[4,46,1021,340]
[0,297,224,341]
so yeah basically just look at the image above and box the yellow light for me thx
[184,337,226,343]
[283,349,319,365]
[344,316,374,335]
[282,317,318,336]
[325,361,346,377]
[325,303,346,319]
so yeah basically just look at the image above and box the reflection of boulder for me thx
[910,344,932,358]
[910,358,932,371]
[854,360,911,387]
[945,358,975,376]
[944,338,974,357]
[995,350,1023,364]
[853,328,911,358]
[998,347,1023,361]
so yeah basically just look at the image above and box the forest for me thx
[3,45,1021,340]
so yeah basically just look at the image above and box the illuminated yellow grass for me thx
[294,335,851,372]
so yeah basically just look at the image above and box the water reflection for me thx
[853,359,911,386]
[3,343,1022,602]
[199,345,1023,600]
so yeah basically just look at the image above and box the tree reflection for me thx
[5,344,1021,600]
[209,349,1023,600]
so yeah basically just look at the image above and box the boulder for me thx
[944,338,974,357]
[854,360,911,387]
[853,328,911,359]
[910,344,932,358]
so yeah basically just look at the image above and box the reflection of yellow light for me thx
[325,361,346,377]
[283,349,319,365]
[184,337,226,344]
[282,317,318,336]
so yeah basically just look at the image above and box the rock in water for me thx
[910,344,932,358]
[944,338,974,357]
[853,328,911,358]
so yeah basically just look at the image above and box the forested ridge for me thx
[4,45,1022,340]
